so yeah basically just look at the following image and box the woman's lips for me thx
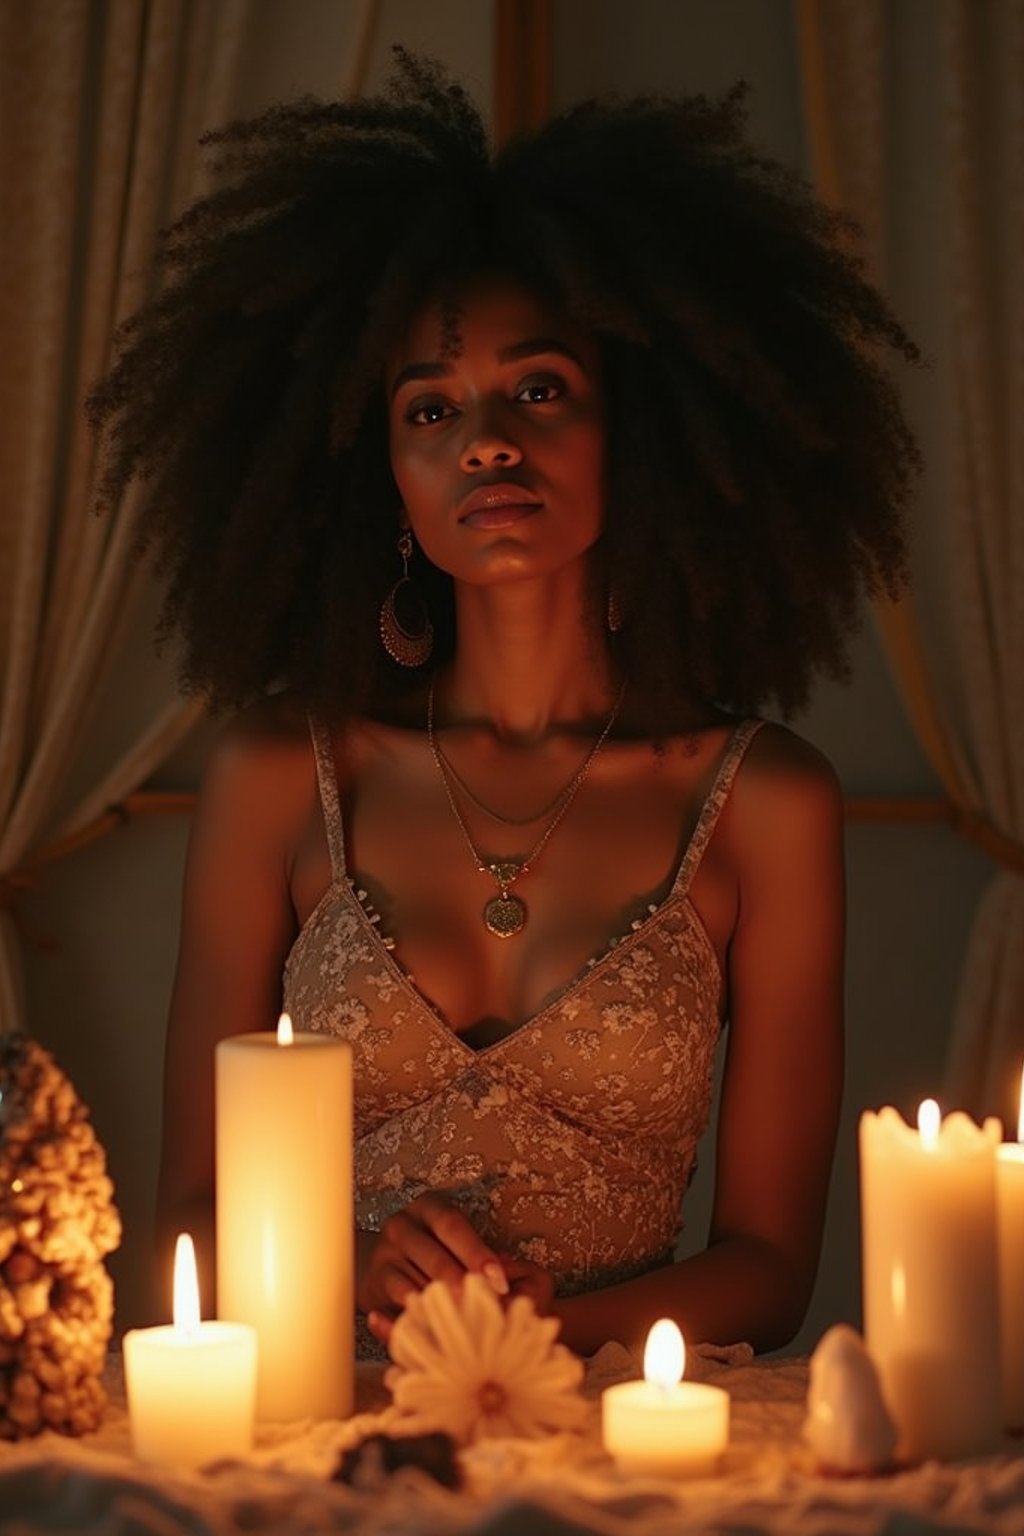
[458,483,542,530]
[460,503,541,530]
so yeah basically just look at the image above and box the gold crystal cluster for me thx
[0,1032,121,1438]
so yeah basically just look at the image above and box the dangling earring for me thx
[607,588,624,634]
[380,529,434,667]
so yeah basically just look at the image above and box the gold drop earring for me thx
[379,528,434,667]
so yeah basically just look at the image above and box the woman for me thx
[90,54,917,1357]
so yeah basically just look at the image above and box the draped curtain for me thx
[797,0,1024,1129]
[0,0,251,1031]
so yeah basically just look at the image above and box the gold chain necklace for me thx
[426,681,626,938]
[431,737,594,827]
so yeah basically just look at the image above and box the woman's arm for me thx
[552,729,845,1357]
[154,708,309,1317]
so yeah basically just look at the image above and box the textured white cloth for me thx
[0,1346,1022,1535]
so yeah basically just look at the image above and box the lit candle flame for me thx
[1017,1063,1024,1145]
[173,1233,201,1339]
[643,1317,685,1389]
[277,1013,294,1047]
[918,1098,941,1149]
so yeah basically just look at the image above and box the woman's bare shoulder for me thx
[728,721,844,848]
[741,719,840,786]
[206,692,311,757]
[197,694,318,826]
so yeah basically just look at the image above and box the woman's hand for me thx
[500,1255,555,1316]
[359,1194,555,1343]
[360,1193,508,1330]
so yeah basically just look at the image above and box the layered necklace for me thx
[426,680,626,939]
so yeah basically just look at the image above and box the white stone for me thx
[804,1324,898,1474]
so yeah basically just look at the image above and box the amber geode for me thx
[0,1031,121,1437]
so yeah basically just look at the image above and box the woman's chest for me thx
[289,736,739,1039]
[285,893,723,1142]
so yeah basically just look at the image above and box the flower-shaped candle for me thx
[385,1274,585,1444]
[602,1319,729,1477]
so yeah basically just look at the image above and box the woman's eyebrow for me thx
[390,338,584,399]
[496,337,585,367]
[390,360,454,398]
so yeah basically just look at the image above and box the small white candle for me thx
[997,1064,1024,1431]
[124,1235,257,1468]
[860,1099,1002,1461]
[216,1015,353,1421]
[602,1319,729,1476]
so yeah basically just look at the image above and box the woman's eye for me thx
[515,379,563,405]
[406,399,454,426]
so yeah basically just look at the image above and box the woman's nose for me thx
[459,426,523,473]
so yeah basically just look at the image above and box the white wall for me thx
[21,0,995,1350]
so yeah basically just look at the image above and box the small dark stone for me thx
[333,1430,461,1491]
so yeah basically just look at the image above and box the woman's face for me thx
[386,277,606,586]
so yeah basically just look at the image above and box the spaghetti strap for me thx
[308,717,347,882]
[670,719,764,901]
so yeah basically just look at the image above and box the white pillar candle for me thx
[997,1065,1024,1431]
[602,1319,729,1476]
[860,1100,1002,1461]
[124,1234,257,1468]
[216,1016,353,1421]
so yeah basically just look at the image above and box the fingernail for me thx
[483,1261,509,1296]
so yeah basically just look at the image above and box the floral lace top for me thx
[283,716,763,1343]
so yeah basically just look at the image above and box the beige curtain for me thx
[797,0,1024,1130]
[0,0,251,1031]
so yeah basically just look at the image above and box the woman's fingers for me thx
[407,1194,509,1294]
[367,1309,394,1343]
[360,1196,511,1321]
[481,1261,510,1296]
[379,1260,424,1310]
[500,1255,555,1313]
[382,1209,468,1288]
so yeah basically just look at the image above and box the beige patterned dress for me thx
[283,717,763,1353]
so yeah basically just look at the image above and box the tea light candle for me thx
[997,1064,1024,1431]
[602,1319,729,1476]
[860,1099,1002,1461]
[124,1235,257,1468]
[216,1015,353,1421]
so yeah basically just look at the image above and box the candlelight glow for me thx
[644,1318,685,1389]
[173,1233,200,1338]
[918,1098,941,1148]
[277,1012,294,1046]
[1017,1064,1024,1144]
[261,1217,279,1306]
[891,1262,907,1320]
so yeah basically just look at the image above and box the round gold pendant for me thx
[484,893,527,938]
